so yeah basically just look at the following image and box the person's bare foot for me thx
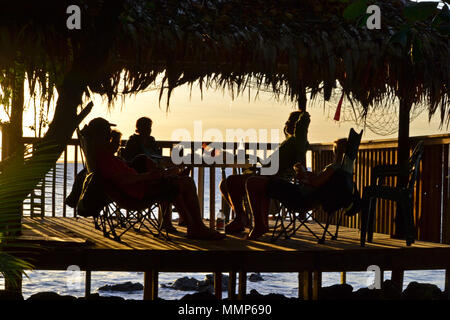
[246,226,269,240]
[225,218,246,234]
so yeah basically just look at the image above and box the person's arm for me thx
[294,162,336,188]
[293,112,310,163]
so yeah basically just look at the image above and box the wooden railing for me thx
[311,134,450,244]
[19,138,275,230]
[5,133,450,244]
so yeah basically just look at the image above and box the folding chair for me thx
[77,127,169,242]
[360,140,424,247]
[271,128,363,244]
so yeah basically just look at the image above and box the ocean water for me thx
[3,163,447,299]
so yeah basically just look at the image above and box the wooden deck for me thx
[15,216,450,274]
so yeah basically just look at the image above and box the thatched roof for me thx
[0,0,449,124]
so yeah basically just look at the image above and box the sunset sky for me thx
[78,83,446,145]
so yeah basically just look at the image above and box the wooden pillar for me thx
[298,272,304,299]
[394,99,411,238]
[238,271,247,300]
[445,268,450,300]
[143,270,158,300]
[214,272,222,300]
[391,269,404,294]
[312,271,322,300]
[302,271,312,300]
[210,167,216,230]
[85,270,91,297]
[228,271,237,300]
[341,272,347,284]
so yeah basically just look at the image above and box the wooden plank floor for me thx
[15,216,450,273]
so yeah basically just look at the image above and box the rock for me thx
[98,281,143,292]
[161,276,200,291]
[0,290,24,300]
[27,292,77,301]
[79,293,125,301]
[381,280,401,300]
[162,274,229,292]
[402,282,442,300]
[248,273,264,282]
[245,289,292,300]
[198,274,229,292]
[319,284,353,300]
[353,287,383,300]
[181,291,217,300]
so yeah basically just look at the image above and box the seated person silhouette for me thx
[87,117,224,240]
[245,136,359,240]
[121,116,185,231]
[66,129,122,208]
[122,117,164,162]
[219,110,310,234]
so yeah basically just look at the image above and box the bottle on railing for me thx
[216,210,225,233]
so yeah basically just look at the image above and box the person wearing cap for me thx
[86,117,225,240]
[66,124,123,209]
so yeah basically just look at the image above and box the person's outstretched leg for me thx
[173,176,225,240]
[245,176,271,240]
[220,175,249,233]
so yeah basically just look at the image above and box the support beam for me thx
[394,99,411,238]
[85,270,91,297]
[238,271,247,300]
[340,272,347,284]
[228,271,237,300]
[214,272,222,300]
[445,268,450,300]
[391,269,404,295]
[312,271,322,300]
[143,270,158,300]
[302,271,312,300]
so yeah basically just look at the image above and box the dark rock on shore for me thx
[27,292,77,301]
[320,284,353,300]
[349,280,402,300]
[80,293,125,301]
[402,282,442,300]
[98,281,143,292]
[162,274,229,293]
[245,289,294,300]
[181,291,217,300]
[249,273,264,282]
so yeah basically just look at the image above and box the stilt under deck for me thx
[13,217,450,300]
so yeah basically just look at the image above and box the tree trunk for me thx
[0,67,89,228]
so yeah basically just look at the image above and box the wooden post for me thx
[302,271,312,300]
[395,99,411,238]
[238,271,247,300]
[228,271,237,300]
[210,167,216,230]
[445,268,450,300]
[85,270,91,297]
[143,270,158,300]
[341,272,347,284]
[214,272,222,300]
[298,272,304,299]
[312,271,322,300]
[391,269,404,295]
[198,167,205,219]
